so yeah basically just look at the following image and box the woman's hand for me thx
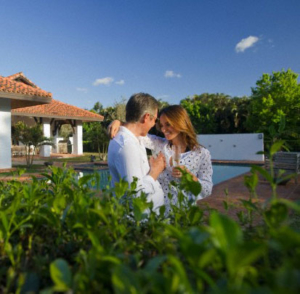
[172,166,198,182]
[107,120,121,138]
[172,165,184,178]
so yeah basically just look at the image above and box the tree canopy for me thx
[246,69,300,149]
[180,93,250,134]
[247,69,300,131]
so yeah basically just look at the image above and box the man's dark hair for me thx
[126,93,159,122]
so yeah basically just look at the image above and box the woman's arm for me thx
[139,134,167,152]
[172,148,213,200]
[195,148,213,199]
[107,120,122,138]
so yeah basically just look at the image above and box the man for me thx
[107,93,165,213]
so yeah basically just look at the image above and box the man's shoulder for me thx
[110,129,137,148]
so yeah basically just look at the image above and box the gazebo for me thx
[0,72,104,169]
[12,98,104,156]
[0,73,52,169]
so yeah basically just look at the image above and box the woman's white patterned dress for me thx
[140,134,213,215]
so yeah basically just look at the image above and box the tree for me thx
[157,99,170,110]
[180,93,250,134]
[83,102,110,160]
[230,97,251,133]
[59,124,73,139]
[83,121,109,160]
[246,69,300,150]
[12,122,54,166]
[113,97,127,122]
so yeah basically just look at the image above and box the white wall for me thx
[0,99,12,169]
[39,118,51,157]
[52,137,73,154]
[197,133,264,161]
[72,121,83,155]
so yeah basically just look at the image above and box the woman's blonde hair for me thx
[157,105,199,150]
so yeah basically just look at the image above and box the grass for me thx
[47,152,103,163]
[0,153,106,177]
[0,165,47,177]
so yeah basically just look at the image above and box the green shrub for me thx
[0,153,300,293]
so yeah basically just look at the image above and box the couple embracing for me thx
[107,93,213,216]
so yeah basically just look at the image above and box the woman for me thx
[109,105,213,215]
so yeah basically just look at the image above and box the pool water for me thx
[78,164,251,189]
[212,164,250,185]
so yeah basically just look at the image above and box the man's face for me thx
[149,112,158,129]
[141,110,158,136]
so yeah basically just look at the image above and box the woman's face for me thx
[159,114,181,142]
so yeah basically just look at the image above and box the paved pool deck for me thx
[199,171,300,213]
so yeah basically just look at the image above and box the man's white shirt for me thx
[108,126,164,212]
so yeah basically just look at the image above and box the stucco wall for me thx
[0,99,12,169]
[73,121,83,155]
[197,133,264,161]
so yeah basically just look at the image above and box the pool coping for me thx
[212,160,264,166]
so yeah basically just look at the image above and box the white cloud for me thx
[93,77,114,86]
[76,87,88,93]
[164,70,182,78]
[115,79,125,85]
[157,94,169,99]
[235,36,259,53]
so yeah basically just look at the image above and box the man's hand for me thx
[107,120,121,138]
[148,152,166,180]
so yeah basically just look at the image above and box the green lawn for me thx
[0,165,47,177]
[48,152,105,163]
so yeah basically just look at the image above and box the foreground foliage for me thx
[0,157,300,293]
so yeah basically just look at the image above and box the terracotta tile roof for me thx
[12,99,104,122]
[0,73,52,98]
[6,72,40,88]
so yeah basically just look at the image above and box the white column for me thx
[0,98,12,169]
[52,127,59,154]
[39,118,51,157]
[72,120,83,155]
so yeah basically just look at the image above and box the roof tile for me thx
[12,99,104,122]
[0,74,52,98]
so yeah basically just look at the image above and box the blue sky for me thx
[1,0,299,109]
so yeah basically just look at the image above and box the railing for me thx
[265,152,300,183]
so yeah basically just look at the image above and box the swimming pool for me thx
[212,164,250,185]
[76,164,251,189]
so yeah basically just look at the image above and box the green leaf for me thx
[50,259,72,291]
[78,174,94,186]
[132,195,149,221]
[168,255,193,293]
[87,231,105,252]
[114,178,129,199]
[144,255,167,274]
[251,165,273,184]
[179,169,202,196]
[277,199,300,212]
[112,265,141,294]
[188,206,203,225]
[0,212,9,233]
[239,199,259,211]
[264,202,288,228]
[270,140,285,156]
[209,212,242,251]
[226,242,266,276]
